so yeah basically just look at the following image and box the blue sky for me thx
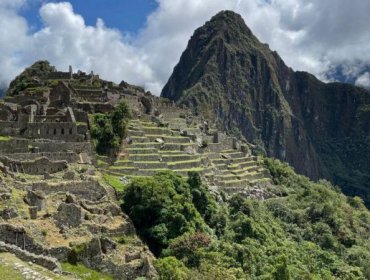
[0,0,369,94]
[20,0,158,34]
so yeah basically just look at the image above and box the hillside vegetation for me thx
[121,160,370,279]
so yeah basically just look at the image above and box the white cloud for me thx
[0,0,370,95]
[355,72,370,88]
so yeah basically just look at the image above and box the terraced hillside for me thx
[106,116,273,198]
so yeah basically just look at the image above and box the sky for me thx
[0,0,370,95]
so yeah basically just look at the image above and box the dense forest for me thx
[121,160,370,279]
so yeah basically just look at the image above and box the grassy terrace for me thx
[62,263,113,280]
[229,161,257,169]
[109,166,137,170]
[128,153,160,157]
[111,118,271,190]
[167,158,201,166]
[145,134,185,138]
[103,173,125,192]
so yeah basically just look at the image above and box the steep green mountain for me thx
[161,11,370,205]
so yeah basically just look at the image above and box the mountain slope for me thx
[161,10,370,205]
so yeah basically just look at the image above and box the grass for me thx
[109,166,136,170]
[147,134,185,139]
[103,173,125,192]
[0,135,11,141]
[162,154,197,158]
[0,253,70,280]
[215,174,238,179]
[0,264,24,280]
[174,167,204,173]
[62,263,113,280]
[129,153,160,157]
[96,159,109,167]
[167,158,201,166]
[141,125,169,130]
[114,159,131,164]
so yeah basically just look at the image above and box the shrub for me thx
[154,257,189,280]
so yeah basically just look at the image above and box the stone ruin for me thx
[102,83,275,199]
[0,65,157,279]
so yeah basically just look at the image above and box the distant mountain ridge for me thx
[162,11,370,204]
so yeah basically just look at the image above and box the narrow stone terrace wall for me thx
[0,241,61,272]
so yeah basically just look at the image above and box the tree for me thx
[111,101,131,138]
[89,101,131,155]
[121,172,205,255]
[154,257,189,280]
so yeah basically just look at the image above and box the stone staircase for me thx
[106,119,272,196]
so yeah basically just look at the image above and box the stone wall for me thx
[75,102,113,113]
[49,82,72,108]
[121,94,142,111]
[5,92,48,108]
[0,121,22,136]
[0,156,68,175]
[25,122,85,142]
[47,72,71,80]
[32,141,92,154]
[73,109,89,123]
[0,138,92,155]
[0,223,44,255]
[74,89,108,103]
[32,180,107,201]
[0,241,61,272]
[33,115,70,123]
[3,152,78,163]
[0,138,30,153]
[0,104,16,121]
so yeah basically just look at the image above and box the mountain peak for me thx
[205,10,253,37]
[210,10,244,22]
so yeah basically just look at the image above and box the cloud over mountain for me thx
[0,0,370,94]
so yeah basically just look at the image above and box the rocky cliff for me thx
[162,11,370,204]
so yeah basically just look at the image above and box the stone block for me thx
[0,207,18,220]
[63,170,75,180]
[29,206,38,220]
[25,190,46,211]
[54,203,82,228]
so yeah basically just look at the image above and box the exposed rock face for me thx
[162,10,370,204]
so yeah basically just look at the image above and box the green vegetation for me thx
[62,263,113,280]
[103,173,125,192]
[0,135,11,141]
[121,161,370,279]
[7,60,55,96]
[0,264,25,280]
[89,101,131,155]
[121,171,207,255]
